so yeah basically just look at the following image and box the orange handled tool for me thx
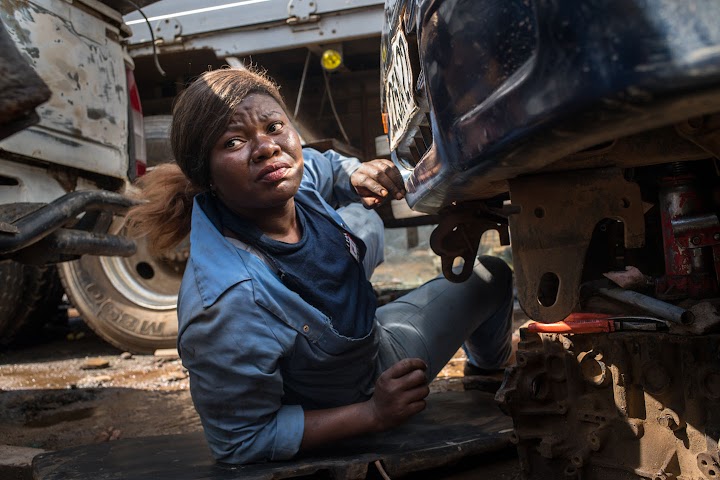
[527,313,615,334]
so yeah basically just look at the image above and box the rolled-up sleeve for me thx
[301,148,362,207]
[178,280,303,464]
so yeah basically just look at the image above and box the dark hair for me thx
[126,68,286,253]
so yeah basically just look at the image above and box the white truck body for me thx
[1,0,130,193]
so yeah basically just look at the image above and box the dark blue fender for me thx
[381,0,720,212]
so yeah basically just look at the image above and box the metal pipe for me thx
[9,229,137,264]
[44,229,137,257]
[595,287,694,325]
[0,190,137,254]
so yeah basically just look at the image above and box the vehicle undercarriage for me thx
[483,124,720,479]
[423,118,720,479]
[380,0,720,476]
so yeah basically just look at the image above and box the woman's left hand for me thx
[350,159,406,208]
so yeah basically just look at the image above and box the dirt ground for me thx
[0,320,199,450]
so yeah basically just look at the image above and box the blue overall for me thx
[177,148,513,464]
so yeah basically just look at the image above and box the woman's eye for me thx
[225,138,243,148]
[268,122,283,133]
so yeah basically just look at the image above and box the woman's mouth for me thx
[257,163,291,182]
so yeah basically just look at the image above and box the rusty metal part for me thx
[429,201,511,282]
[497,329,720,480]
[656,171,720,300]
[593,287,694,325]
[508,169,645,323]
[686,301,720,335]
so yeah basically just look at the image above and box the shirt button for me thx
[303,325,310,333]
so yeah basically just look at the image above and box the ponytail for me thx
[125,163,202,254]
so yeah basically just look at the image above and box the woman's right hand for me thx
[365,358,430,431]
[300,358,430,452]
[350,159,406,208]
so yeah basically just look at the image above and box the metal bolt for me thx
[517,353,528,367]
[715,233,720,241]
[692,236,702,245]
[658,414,678,430]
[657,409,682,431]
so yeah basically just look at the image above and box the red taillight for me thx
[126,68,147,177]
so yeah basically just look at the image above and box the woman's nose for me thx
[252,135,281,162]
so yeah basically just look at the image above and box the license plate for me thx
[384,29,419,151]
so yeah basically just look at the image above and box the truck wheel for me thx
[0,260,27,341]
[0,261,64,347]
[58,226,187,353]
[0,204,64,346]
[2,265,64,345]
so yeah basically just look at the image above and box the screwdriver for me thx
[527,312,669,334]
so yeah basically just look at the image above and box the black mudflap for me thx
[32,390,511,480]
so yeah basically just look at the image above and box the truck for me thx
[0,0,163,351]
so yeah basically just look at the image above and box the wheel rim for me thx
[99,234,187,311]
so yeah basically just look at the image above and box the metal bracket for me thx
[287,0,319,24]
[430,202,511,283]
[509,168,645,323]
[153,17,182,44]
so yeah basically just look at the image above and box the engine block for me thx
[497,330,720,479]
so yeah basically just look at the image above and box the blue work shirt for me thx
[177,148,382,465]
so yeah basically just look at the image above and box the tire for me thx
[0,262,62,346]
[54,115,185,353]
[58,222,187,353]
[0,204,65,346]
[3,265,65,345]
[0,260,28,340]
[144,115,173,167]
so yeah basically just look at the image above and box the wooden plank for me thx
[33,390,511,480]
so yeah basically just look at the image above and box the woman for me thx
[129,68,513,465]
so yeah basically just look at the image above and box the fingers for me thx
[368,159,404,199]
[406,400,427,416]
[351,159,406,207]
[376,358,427,397]
[404,384,431,403]
[377,359,428,397]
[386,357,427,379]
[369,358,430,430]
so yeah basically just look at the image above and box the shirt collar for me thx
[190,193,252,308]
[188,188,349,309]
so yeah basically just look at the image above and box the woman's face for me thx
[209,93,304,216]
